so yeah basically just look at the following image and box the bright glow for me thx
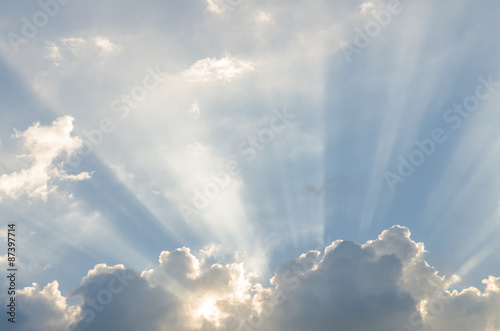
[255,11,273,23]
[360,2,374,14]
[197,298,220,323]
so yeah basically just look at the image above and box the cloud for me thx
[255,11,273,23]
[0,228,7,269]
[1,0,500,329]
[44,35,118,68]
[107,163,135,183]
[45,42,63,67]
[205,0,225,15]
[44,38,86,68]
[205,0,243,15]
[183,54,255,83]
[2,225,500,330]
[10,281,80,331]
[0,116,91,201]
[189,100,201,119]
[69,264,179,331]
[93,36,119,55]
[360,2,375,14]
[420,277,500,330]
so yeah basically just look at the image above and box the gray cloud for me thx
[2,225,499,330]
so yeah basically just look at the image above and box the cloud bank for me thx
[2,225,499,331]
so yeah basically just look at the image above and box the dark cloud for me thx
[2,225,499,330]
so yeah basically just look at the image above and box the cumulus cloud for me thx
[183,54,255,83]
[69,264,179,331]
[0,116,91,201]
[423,278,500,331]
[9,281,80,331]
[2,226,500,330]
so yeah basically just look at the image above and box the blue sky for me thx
[1,0,500,330]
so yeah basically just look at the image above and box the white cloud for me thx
[0,228,10,269]
[189,100,201,119]
[183,54,255,83]
[0,116,91,201]
[107,163,135,182]
[44,35,118,68]
[206,0,225,15]
[360,2,375,14]
[255,11,273,23]
[424,277,500,330]
[12,281,80,331]
[3,226,500,330]
[94,36,118,54]
[60,37,87,54]
[45,42,63,67]
[1,0,499,329]
[205,0,242,15]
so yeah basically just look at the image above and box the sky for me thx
[1,0,500,330]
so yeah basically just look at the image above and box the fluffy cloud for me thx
[69,264,179,331]
[183,54,255,83]
[0,116,91,201]
[93,36,119,55]
[2,226,500,330]
[10,281,80,331]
